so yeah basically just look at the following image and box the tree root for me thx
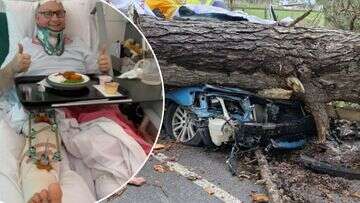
[306,102,330,143]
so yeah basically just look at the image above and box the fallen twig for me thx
[245,159,258,165]
[104,187,127,202]
[255,149,283,203]
[150,181,169,197]
[288,9,313,27]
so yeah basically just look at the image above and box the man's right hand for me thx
[15,43,31,73]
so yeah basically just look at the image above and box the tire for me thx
[164,102,212,146]
[300,155,360,180]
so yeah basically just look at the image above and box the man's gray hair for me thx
[38,0,62,5]
[35,0,64,16]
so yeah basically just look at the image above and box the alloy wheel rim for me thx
[172,106,197,142]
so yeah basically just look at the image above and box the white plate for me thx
[46,72,90,90]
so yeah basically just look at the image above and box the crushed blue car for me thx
[164,84,315,175]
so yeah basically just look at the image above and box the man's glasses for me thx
[38,10,66,19]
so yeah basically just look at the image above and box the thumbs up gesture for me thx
[98,45,111,73]
[15,43,31,73]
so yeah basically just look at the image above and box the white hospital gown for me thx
[18,37,99,76]
[0,37,99,131]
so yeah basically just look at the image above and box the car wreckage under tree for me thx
[163,84,315,174]
[131,10,360,203]
[137,16,360,144]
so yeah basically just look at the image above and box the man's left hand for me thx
[98,45,111,73]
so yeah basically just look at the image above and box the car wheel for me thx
[164,103,211,146]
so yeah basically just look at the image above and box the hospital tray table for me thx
[15,75,131,108]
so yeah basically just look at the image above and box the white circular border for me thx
[96,1,165,202]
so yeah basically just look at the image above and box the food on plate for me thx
[104,82,119,94]
[47,72,90,90]
[59,71,84,83]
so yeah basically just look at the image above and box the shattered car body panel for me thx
[165,84,316,174]
[166,86,204,106]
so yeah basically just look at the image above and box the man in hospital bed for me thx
[0,0,149,202]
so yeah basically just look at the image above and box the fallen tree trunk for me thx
[137,16,360,142]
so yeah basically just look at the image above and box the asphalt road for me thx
[103,119,360,203]
[109,138,265,203]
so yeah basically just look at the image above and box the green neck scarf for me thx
[36,27,65,56]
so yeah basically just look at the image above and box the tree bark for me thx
[137,16,360,142]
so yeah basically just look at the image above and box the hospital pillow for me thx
[2,0,98,68]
